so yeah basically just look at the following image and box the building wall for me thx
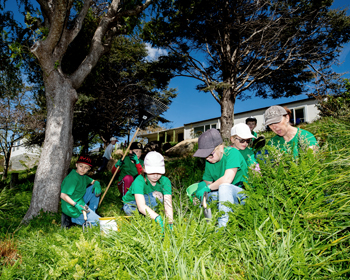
[184,99,319,139]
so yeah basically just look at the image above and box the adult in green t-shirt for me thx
[60,155,101,227]
[122,151,173,232]
[264,106,317,157]
[193,128,248,228]
[230,123,260,171]
[112,142,144,196]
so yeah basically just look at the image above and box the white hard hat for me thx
[144,151,165,174]
[231,123,256,138]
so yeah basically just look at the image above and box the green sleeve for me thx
[130,175,146,195]
[225,148,243,170]
[61,172,77,196]
[159,176,172,195]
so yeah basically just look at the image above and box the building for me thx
[9,139,41,171]
[138,97,320,143]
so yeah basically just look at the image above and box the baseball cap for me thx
[231,123,256,138]
[264,106,287,126]
[110,137,117,141]
[144,151,165,174]
[193,128,223,158]
[76,155,92,167]
[130,142,143,150]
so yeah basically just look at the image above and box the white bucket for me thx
[99,217,118,234]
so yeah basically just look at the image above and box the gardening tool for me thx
[186,183,199,204]
[201,192,212,222]
[99,95,169,206]
[82,208,92,232]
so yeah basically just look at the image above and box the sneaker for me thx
[61,212,73,229]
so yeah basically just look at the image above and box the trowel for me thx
[202,192,212,222]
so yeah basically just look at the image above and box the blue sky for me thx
[4,0,350,139]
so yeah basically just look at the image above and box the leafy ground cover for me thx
[1,116,350,279]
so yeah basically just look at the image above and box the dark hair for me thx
[246,117,257,124]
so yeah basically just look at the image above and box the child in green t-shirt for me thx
[193,128,248,228]
[122,151,173,231]
[230,123,260,171]
[246,116,258,138]
[112,142,144,196]
[60,155,101,228]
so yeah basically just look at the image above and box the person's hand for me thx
[74,202,85,213]
[92,181,101,197]
[115,159,124,168]
[129,152,140,164]
[155,215,164,233]
[195,182,211,200]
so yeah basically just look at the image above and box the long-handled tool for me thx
[82,209,92,232]
[99,95,169,207]
[202,192,212,222]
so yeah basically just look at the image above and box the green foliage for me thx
[1,117,350,278]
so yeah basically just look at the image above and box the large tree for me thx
[19,0,152,221]
[144,0,350,139]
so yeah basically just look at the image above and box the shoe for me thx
[61,212,73,229]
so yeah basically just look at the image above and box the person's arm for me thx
[207,168,237,191]
[134,194,159,219]
[164,194,173,224]
[60,193,77,207]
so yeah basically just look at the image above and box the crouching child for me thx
[60,155,101,228]
[122,151,173,232]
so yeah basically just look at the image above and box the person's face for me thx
[130,149,142,159]
[206,145,223,164]
[76,163,91,176]
[111,140,117,145]
[230,136,251,150]
[268,115,290,137]
[147,173,162,184]
[246,121,257,132]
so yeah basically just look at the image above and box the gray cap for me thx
[264,106,287,126]
[193,128,223,158]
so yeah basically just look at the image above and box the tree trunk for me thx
[23,72,77,222]
[220,88,236,141]
[2,150,11,180]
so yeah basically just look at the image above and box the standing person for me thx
[265,105,317,157]
[60,155,101,228]
[245,116,258,137]
[122,151,173,232]
[230,123,259,170]
[193,129,248,228]
[112,142,144,196]
[96,137,117,173]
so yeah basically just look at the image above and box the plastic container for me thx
[186,183,199,204]
[99,217,118,234]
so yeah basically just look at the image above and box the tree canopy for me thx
[144,0,350,139]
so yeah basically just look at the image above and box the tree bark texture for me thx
[220,87,235,141]
[23,72,76,220]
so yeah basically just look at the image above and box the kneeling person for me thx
[194,129,248,228]
[60,155,101,227]
[122,151,173,231]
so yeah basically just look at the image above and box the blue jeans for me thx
[71,184,101,226]
[123,193,162,216]
[206,184,246,228]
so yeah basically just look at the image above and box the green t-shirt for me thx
[252,131,258,138]
[239,148,258,167]
[122,174,172,203]
[118,156,144,182]
[268,128,317,157]
[203,147,248,186]
[61,170,93,218]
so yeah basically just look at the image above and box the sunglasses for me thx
[235,138,251,144]
[207,150,216,158]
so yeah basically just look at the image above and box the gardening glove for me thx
[74,202,86,213]
[92,181,101,197]
[168,224,173,231]
[115,159,124,168]
[195,182,211,201]
[129,152,140,164]
[155,215,164,234]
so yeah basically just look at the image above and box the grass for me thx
[1,115,350,279]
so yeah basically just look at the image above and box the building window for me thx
[194,126,204,136]
[290,107,305,125]
[205,124,210,131]
[211,124,216,129]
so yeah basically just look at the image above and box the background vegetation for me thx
[0,110,349,279]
